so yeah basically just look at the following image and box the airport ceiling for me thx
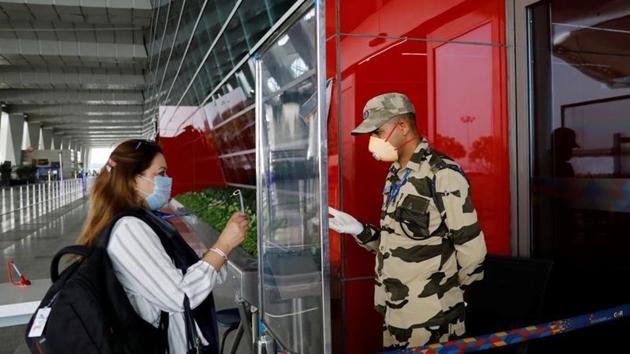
[0,0,154,147]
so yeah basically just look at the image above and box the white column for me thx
[8,113,25,165]
[37,127,45,150]
[0,111,14,163]
[21,121,30,151]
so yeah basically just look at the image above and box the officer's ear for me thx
[397,118,412,136]
[399,114,417,136]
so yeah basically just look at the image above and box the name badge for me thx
[28,307,51,338]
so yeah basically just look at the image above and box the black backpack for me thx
[25,208,219,354]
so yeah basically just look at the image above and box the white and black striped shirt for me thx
[107,216,226,353]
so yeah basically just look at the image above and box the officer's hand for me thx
[328,207,364,236]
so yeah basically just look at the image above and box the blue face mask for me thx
[139,175,172,210]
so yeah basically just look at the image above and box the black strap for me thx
[183,295,200,354]
[428,157,468,238]
[50,245,90,282]
[159,311,170,354]
[428,155,468,272]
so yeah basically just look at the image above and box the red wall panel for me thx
[330,0,510,352]
[159,125,226,197]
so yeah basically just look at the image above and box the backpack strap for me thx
[92,208,163,248]
[427,153,468,271]
[159,310,170,354]
[183,295,201,353]
[428,153,468,234]
[50,245,90,282]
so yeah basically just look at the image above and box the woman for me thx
[77,139,248,353]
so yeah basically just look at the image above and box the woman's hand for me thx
[214,212,249,254]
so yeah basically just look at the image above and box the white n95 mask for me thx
[368,136,399,161]
[368,124,415,162]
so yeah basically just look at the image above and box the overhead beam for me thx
[49,122,144,128]
[28,115,151,124]
[8,104,144,116]
[0,67,145,90]
[74,134,144,138]
[0,0,151,10]
[64,132,145,136]
[0,38,146,61]
[52,125,152,132]
[76,137,142,140]
[69,136,144,140]
[32,119,145,125]
[0,89,144,105]
[53,128,144,133]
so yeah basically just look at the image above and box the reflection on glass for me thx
[257,8,324,353]
[154,0,185,83]
[172,0,295,110]
[222,153,256,185]
[163,0,205,78]
[215,109,256,153]
[434,23,493,174]
[528,0,630,316]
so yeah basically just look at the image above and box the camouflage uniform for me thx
[352,93,487,349]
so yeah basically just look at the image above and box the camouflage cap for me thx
[351,92,415,135]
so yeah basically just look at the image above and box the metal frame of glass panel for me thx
[506,0,542,257]
[255,0,330,352]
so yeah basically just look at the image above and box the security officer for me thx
[329,92,487,349]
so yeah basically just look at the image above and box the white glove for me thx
[328,207,364,236]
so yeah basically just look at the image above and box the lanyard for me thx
[387,168,411,208]
[154,211,191,220]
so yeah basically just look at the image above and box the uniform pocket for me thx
[395,194,431,240]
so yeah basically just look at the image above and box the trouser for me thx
[382,319,465,350]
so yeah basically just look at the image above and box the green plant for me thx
[176,188,258,255]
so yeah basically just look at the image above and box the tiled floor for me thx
[0,199,87,284]
[0,198,249,354]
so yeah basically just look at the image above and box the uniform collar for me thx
[390,138,431,173]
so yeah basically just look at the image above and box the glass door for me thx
[255,2,330,353]
[525,0,630,316]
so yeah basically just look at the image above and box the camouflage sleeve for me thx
[437,169,487,286]
[353,223,380,252]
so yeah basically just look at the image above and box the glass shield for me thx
[255,4,330,353]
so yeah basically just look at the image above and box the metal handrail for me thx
[0,179,86,218]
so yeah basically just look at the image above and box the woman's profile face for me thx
[135,153,168,197]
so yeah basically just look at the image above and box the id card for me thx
[28,307,51,338]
